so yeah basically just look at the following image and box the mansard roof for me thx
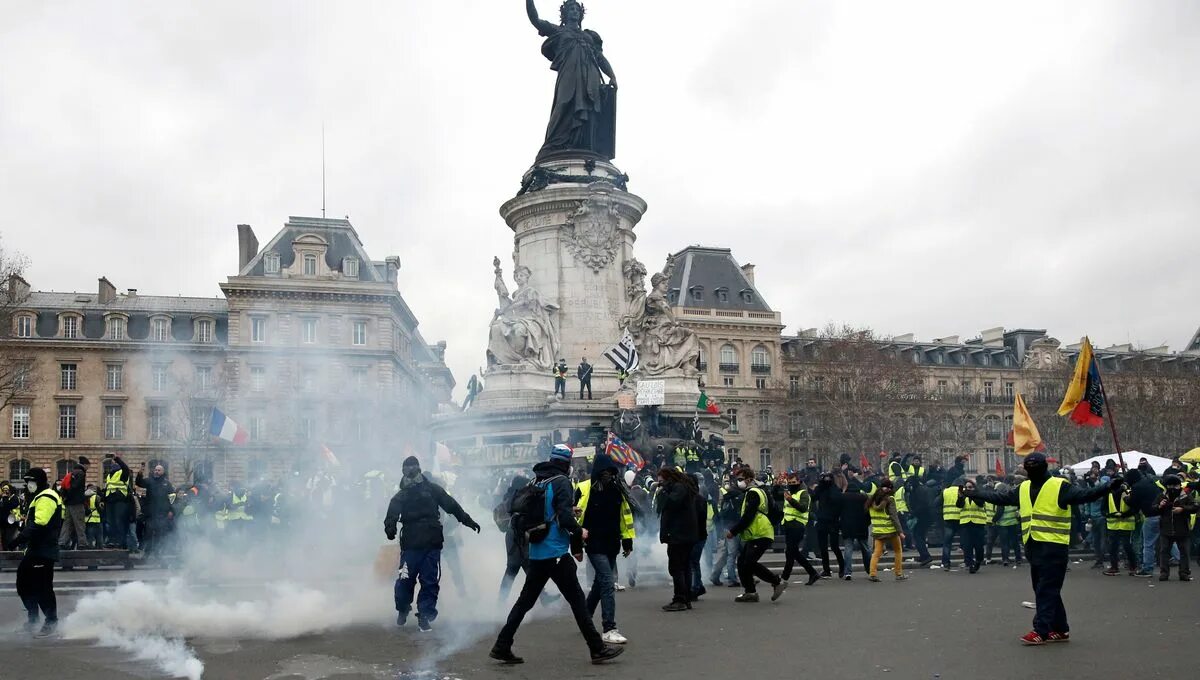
[666,246,772,312]
[240,216,387,283]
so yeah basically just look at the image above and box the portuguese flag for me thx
[1057,338,1104,428]
[696,392,720,414]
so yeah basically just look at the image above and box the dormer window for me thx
[106,316,127,340]
[740,289,754,304]
[667,289,679,304]
[151,317,171,342]
[303,253,318,276]
[343,257,359,278]
[62,315,80,339]
[15,314,33,338]
[689,286,704,301]
[195,318,214,343]
[264,253,280,275]
[716,288,729,303]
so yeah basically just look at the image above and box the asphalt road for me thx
[0,562,1195,680]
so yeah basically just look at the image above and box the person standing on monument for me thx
[554,359,569,399]
[577,357,593,400]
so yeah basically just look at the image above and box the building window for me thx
[719,344,738,372]
[196,319,214,343]
[249,415,266,441]
[758,448,771,471]
[13,362,30,391]
[352,321,367,346]
[11,405,30,439]
[789,411,803,436]
[190,407,210,440]
[689,286,704,301]
[839,377,851,396]
[985,415,1002,440]
[722,376,734,387]
[301,319,317,344]
[727,447,740,463]
[751,346,770,371]
[264,253,280,274]
[9,459,31,482]
[985,449,1002,473]
[59,404,77,439]
[303,253,318,276]
[151,317,170,342]
[62,315,79,339]
[983,381,994,402]
[195,366,212,390]
[352,366,368,390]
[716,288,729,302]
[105,364,123,391]
[16,315,33,338]
[300,367,316,392]
[937,380,947,396]
[727,408,739,433]
[251,317,267,343]
[811,376,825,393]
[148,405,167,440]
[789,375,799,392]
[103,405,124,439]
[755,377,767,389]
[250,366,266,392]
[1004,382,1015,402]
[740,290,754,304]
[60,363,77,391]
[697,348,707,371]
[107,316,126,340]
[758,409,770,431]
[152,364,169,392]
[343,257,359,278]
[299,415,315,440]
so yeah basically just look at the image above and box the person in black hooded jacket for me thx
[656,467,700,611]
[579,454,634,643]
[12,467,63,636]
[813,472,845,578]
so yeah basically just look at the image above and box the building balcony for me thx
[751,364,771,374]
[698,361,708,371]
[718,363,740,373]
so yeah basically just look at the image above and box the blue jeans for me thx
[394,548,441,622]
[585,553,617,633]
[841,536,870,577]
[941,521,960,567]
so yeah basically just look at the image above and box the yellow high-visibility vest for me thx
[1018,478,1070,545]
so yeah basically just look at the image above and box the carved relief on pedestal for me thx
[563,184,623,273]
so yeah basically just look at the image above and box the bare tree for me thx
[0,236,37,412]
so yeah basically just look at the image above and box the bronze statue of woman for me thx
[526,0,618,161]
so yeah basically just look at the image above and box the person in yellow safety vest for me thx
[894,482,911,550]
[905,455,925,482]
[12,467,64,636]
[101,455,134,550]
[866,479,908,582]
[965,452,1115,645]
[685,447,701,473]
[553,359,569,399]
[940,479,964,569]
[725,467,786,603]
[1102,480,1138,576]
[993,498,1023,566]
[84,486,103,549]
[673,446,687,470]
[223,483,254,538]
[574,455,635,644]
[616,368,628,386]
[781,478,819,585]
[887,455,906,482]
[956,479,988,573]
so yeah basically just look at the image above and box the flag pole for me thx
[1089,355,1128,472]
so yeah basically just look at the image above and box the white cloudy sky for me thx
[2,1,1197,398]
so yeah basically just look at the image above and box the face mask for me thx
[85,489,96,497]
[26,481,37,492]
[736,480,749,490]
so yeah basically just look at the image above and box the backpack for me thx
[719,491,742,524]
[509,476,562,545]
[493,499,512,533]
[761,487,784,528]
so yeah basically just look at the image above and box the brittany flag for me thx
[209,408,249,444]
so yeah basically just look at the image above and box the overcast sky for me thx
[2,1,1197,399]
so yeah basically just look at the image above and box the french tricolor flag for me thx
[209,408,249,444]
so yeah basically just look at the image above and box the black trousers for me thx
[579,379,592,400]
[816,525,844,575]
[495,556,603,653]
[1160,536,1191,578]
[782,521,817,581]
[666,542,692,604]
[737,537,780,593]
[960,524,985,568]
[16,556,57,623]
[1029,560,1068,637]
[1107,529,1136,571]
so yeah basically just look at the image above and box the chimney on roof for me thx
[980,327,1006,347]
[385,256,401,286]
[98,277,116,304]
[741,263,756,285]
[126,289,137,299]
[237,224,259,271]
[6,274,30,303]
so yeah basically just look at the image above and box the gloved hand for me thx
[464,519,482,534]
[385,528,397,541]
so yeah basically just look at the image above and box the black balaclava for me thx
[1023,453,1049,483]
[402,456,422,481]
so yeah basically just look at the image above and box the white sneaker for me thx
[614,583,626,592]
[602,630,628,645]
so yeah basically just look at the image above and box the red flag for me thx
[995,458,1004,477]
[859,453,871,471]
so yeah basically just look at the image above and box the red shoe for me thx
[1020,631,1045,646]
[1046,632,1070,643]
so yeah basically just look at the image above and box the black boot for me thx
[489,646,525,665]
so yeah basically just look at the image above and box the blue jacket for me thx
[528,461,582,560]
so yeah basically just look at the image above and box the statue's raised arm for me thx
[526,0,555,33]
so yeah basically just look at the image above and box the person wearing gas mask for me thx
[11,467,64,637]
[1151,474,1195,582]
[383,456,481,632]
[964,452,1115,646]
